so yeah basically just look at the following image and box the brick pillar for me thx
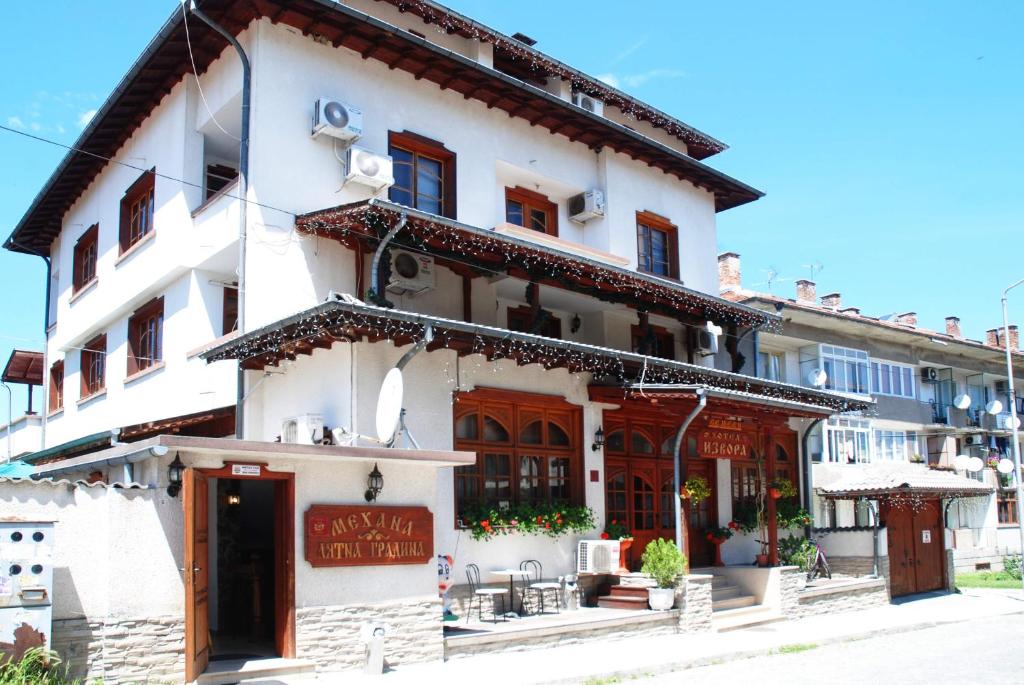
[718,252,741,291]
[678,574,713,633]
[987,329,1000,346]
[1010,325,1019,350]
[820,292,841,309]
[945,316,961,338]
[795,279,816,303]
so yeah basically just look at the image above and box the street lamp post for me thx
[1000,278,1024,595]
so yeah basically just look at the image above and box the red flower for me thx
[545,523,551,529]
[536,516,543,524]
[727,521,738,530]
[706,533,714,541]
[611,519,617,525]
[509,519,518,526]
[600,532,610,540]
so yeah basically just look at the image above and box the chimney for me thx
[718,252,741,292]
[820,292,841,309]
[1010,325,1019,351]
[795,279,816,304]
[896,312,917,327]
[986,329,999,346]
[840,307,861,316]
[945,316,961,338]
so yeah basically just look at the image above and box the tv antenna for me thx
[753,266,791,292]
[803,261,824,281]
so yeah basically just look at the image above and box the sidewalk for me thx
[271,589,1024,685]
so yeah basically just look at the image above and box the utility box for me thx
[0,519,54,663]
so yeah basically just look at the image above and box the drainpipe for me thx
[864,498,880,578]
[9,239,51,449]
[2,383,11,463]
[671,388,707,558]
[189,2,251,439]
[801,417,824,538]
[368,209,408,306]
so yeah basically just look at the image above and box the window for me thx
[205,163,238,200]
[998,490,1019,525]
[631,324,675,360]
[72,224,98,293]
[759,351,785,382]
[223,284,238,336]
[817,344,870,394]
[635,211,678,279]
[873,430,915,462]
[80,334,106,398]
[453,390,581,518]
[824,417,871,464]
[48,360,64,413]
[505,186,557,236]
[507,305,561,339]
[119,168,156,253]
[731,460,760,516]
[388,131,456,219]
[871,361,915,398]
[127,298,163,376]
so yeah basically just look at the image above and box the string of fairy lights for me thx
[297,202,779,332]
[385,0,722,154]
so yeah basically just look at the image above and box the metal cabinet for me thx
[0,519,54,662]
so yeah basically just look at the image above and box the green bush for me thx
[1005,553,1022,581]
[778,535,815,571]
[640,538,686,589]
[0,647,91,685]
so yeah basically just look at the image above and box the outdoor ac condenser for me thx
[281,413,324,445]
[577,540,620,574]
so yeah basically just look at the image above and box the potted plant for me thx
[640,538,685,610]
[767,477,797,500]
[602,519,633,574]
[705,525,733,567]
[681,475,712,503]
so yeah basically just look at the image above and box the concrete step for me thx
[197,658,317,685]
[711,585,742,601]
[712,594,757,611]
[711,605,787,633]
[607,585,651,599]
[596,595,649,610]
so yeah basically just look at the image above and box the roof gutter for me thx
[33,444,169,481]
[22,429,117,465]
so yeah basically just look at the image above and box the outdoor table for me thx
[489,568,531,617]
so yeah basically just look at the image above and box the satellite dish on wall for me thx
[985,399,1003,415]
[375,367,404,443]
[806,368,828,388]
[997,458,1015,474]
[1007,415,1022,430]
[953,394,972,410]
[967,456,984,473]
[953,454,971,471]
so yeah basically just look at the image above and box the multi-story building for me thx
[720,251,1022,585]
[2,1,871,681]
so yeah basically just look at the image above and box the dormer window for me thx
[505,186,557,236]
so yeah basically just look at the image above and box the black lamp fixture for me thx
[167,454,185,497]
[591,426,605,452]
[570,314,582,334]
[364,462,384,502]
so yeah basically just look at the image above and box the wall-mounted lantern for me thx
[166,454,185,497]
[591,426,605,452]
[365,463,384,502]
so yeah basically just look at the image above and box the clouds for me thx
[596,68,686,91]
[77,109,97,128]
[5,91,98,138]
[6,116,24,129]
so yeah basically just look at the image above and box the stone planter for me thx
[647,587,676,611]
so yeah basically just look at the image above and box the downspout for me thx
[864,498,880,578]
[189,2,251,439]
[672,388,707,560]
[9,239,51,449]
[368,209,409,306]
[801,417,824,539]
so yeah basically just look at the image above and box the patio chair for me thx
[465,563,507,623]
[520,559,561,614]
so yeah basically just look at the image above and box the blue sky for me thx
[1,1,1021,415]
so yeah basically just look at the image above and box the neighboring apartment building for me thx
[720,251,1024,575]
[2,1,869,681]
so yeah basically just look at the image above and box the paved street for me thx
[647,613,1024,684]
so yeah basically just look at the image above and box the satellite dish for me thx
[953,454,971,471]
[985,399,1003,415]
[375,367,404,443]
[967,456,984,473]
[1007,415,1022,430]
[953,394,972,410]
[806,368,828,388]
[997,458,1015,474]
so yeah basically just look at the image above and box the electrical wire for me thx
[181,2,241,143]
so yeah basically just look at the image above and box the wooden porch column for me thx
[766,430,779,566]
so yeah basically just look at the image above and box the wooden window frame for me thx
[119,168,156,254]
[127,298,163,377]
[72,224,99,293]
[80,333,107,399]
[507,305,562,339]
[222,284,239,336]
[630,323,675,361]
[504,186,558,237]
[205,163,238,201]
[388,131,457,219]
[636,210,679,279]
[48,360,64,413]
[998,489,1019,525]
[452,388,583,522]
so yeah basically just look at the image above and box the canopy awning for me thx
[2,350,44,386]
[816,463,993,499]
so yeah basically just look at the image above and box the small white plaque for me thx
[231,464,261,477]
[921,530,932,544]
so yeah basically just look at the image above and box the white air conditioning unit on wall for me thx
[964,434,984,447]
[311,98,363,142]
[282,413,324,445]
[568,189,605,223]
[571,91,604,117]
[995,380,1010,394]
[387,250,435,296]
[577,540,620,574]
[697,322,721,357]
[921,367,939,383]
[345,147,394,190]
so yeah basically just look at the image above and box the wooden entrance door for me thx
[682,460,715,567]
[184,469,210,682]
[884,499,945,597]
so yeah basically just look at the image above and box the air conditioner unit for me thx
[311,98,363,142]
[995,380,1010,394]
[344,146,394,190]
[571,91,604,117]
[697,322,721,357]
[386,250,435,296]
[577,540,620,574]
[282,413,324,445]
[568,189,605,223]
[921,367,939,383]
[964,434,984,447]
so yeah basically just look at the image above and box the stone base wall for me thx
[52,615,185,684]
[945,549,956,592]
[827,555,878,577]
[792,581,889,619]
[678,574,713,633]
[779,567,804,618]
[296,597,442,672]
[953,547,1007,573]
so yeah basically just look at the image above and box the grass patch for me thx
[583,678,621,685]
[955,571,1023,589]
[777,643,818,654]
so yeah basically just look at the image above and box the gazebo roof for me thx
[817,463,993,499]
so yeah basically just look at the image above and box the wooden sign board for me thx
[697,429,752,460]
[304,505,434,567]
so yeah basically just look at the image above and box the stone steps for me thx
[711,605,787,632]
[197,657,317,685]
[712,594,757,611]
[596,583,652,610]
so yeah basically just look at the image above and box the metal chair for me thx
[520,559,561,614]
[465,563,507,623]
